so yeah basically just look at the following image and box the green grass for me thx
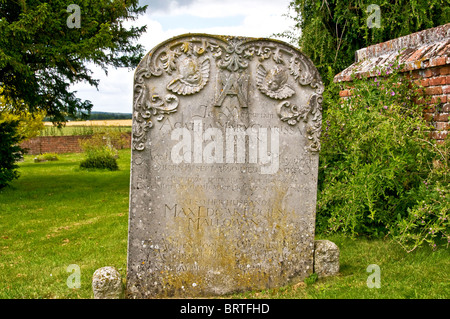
[0,150,131,298]
[235,235,449,299]
[0,151,448,299]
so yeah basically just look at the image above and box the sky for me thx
[70,0,297,114]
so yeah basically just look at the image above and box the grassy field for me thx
[43,119,133,126]
[0,151,130,298]
[0,151,448,299]
[41,120,132,136]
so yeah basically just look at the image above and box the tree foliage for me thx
[0,108,45,140]
[0,87,45,140]
[0,0,147,124]
[1,87,43,188]
[287,0,449,83]
[0,120,23,189]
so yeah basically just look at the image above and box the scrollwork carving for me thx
[214,40,250,72]
[132,90,179,151]
[277,94,322,152]
[132,34,323,152]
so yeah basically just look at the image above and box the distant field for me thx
[43,119,132,127]
[41,120,132,136]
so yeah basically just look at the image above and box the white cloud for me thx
[139,0,197,14]
[73,0,296,113]
[157,0,290,19]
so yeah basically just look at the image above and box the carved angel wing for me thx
[256,64,295,100]
[167,58,210,95]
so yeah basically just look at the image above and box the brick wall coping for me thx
[334,23,450,82]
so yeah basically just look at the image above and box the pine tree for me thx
[0,0,147,124]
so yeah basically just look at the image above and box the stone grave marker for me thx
[126,34,323,298]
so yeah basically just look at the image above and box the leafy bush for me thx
[389,139,449,252]
[390,181,449,252]
[79,133,119,171]
[0,120,24,189]
[317,60,449,251]
[34,153,58,162]
[79,152,119,171]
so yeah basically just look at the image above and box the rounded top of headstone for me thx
[132,33,324,152]
[136,33,322,85]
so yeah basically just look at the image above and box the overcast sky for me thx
[71,0,296,114]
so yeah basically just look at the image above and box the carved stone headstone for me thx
[126,34,323,298]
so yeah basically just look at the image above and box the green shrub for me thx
[389,138,449,252]
[79,133,119,171]
[79,151,119,171]
[318,59,449,251]
[0,120,24,189]
[34,153,58,162]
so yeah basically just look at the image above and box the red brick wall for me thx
[334,24,449,142]
[408,66,450,140]
[338,65,449,142]
[21,133,132,155]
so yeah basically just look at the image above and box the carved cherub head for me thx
[179,58,202,85]
[167,57,210,95]
[256,64,295,99]
[266,66,288,91]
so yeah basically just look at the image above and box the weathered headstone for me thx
[126,34,323,298]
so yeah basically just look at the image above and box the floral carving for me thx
[132,90,179,151]
[276,94,322,152]
[214,40,250,72]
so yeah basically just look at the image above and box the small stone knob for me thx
[92,266,123,299]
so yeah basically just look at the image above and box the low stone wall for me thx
[20,133,132,155]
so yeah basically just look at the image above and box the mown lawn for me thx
[237,234,449,299]
[0,151,131,299]
[0,150,448,299]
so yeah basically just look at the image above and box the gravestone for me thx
[126,34,323,298]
